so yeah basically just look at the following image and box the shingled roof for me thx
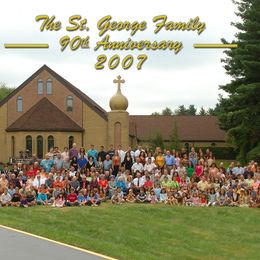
[0,65,107,120]
[6,98,84,132]
[129,115,225,142]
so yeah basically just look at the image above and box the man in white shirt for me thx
[132,171,145,193]
[131,158,144,174]
[61,147,69,160]
[0,189,11,206]
[134,145,143,158]
[233,162,245,176]
[69,166,77,178]
[33,174,46,190]
[117,145,125,165]
[144,157,157,174]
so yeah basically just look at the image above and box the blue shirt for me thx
[103,159,112,170]
[116,180,126,192]
[154,188,161,199]
[77,195,86,202]
[77,157,88,169]
[40,159,54,172]
[87,194,100,201]
[37,193,47,202]
[87,149,98,162]
[165,155,175,166]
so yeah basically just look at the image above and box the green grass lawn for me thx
[0,204,259,260]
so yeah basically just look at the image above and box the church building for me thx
[0,65,226,163]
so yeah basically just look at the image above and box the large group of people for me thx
[0,143,259,208]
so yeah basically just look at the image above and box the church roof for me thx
[6,98,84,132]
[0,65,108,120]
[129,115,226,142]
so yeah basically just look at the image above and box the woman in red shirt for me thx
[144,176,153,191]
[98,174,108,189]
[26,166,37,179]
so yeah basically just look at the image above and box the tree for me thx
[187,105,197,115]
[150,133,164,151]
[151,112,160,115]
[0,83,15,101]
[207,108,216,115]
[218,0,260,162]
[170,122,181,150]
[176,105,188,115]
[199,106,207,115]
[162,107,173,115]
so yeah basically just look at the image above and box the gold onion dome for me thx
[109,75,128,111]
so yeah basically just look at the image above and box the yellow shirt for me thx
[156,155,165,168]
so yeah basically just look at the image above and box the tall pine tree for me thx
[218,0,260,162]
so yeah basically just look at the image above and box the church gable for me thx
[6,98,84,132]
[0,65,107,128]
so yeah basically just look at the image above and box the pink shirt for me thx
[195,165,203,177]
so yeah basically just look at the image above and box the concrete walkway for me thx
[0,226,112,260]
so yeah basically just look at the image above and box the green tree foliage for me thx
[199,106,207,115]
[151,112,160,115]
[170,122,181,150]
[161,107,173,115]
[176,105,188,115]
[0,83,15,101]
[187,105,197,115]
[152,105,218,116]
[150,133,164,150]
[218,0,260,162]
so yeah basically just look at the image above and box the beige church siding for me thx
[0,103,8,162]
[82,104,107,149]
[7,70,83,127]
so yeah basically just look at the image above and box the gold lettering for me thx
[153,15,167,34]
[67,15,81,31]
[97,15,147,37]
[35,15,61,31]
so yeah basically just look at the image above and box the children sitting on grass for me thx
[0,147,259,208]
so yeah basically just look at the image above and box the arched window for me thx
[26,135,32,155]
[69,136,74,149]
[114,122,121,149]
[16,96,23,112]
[67,96,73,112]
[37,136,43,159]
[48,135,54,151]
[37,79,43,95]
[46,79,52,94]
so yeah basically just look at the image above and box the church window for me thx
[17,96,23,112]
[114,122,121,148]
[48,135,54,151]
[37,79,43,95]
[37,136,43,159]
[26,135,32,155]
[67,96,73,111]
[46,79,52,94]
[69,136,74,149]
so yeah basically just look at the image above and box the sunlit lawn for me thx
[0,204,259,259]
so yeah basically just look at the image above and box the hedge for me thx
[195,147,238,160]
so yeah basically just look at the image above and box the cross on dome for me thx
[113,75,125,91]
